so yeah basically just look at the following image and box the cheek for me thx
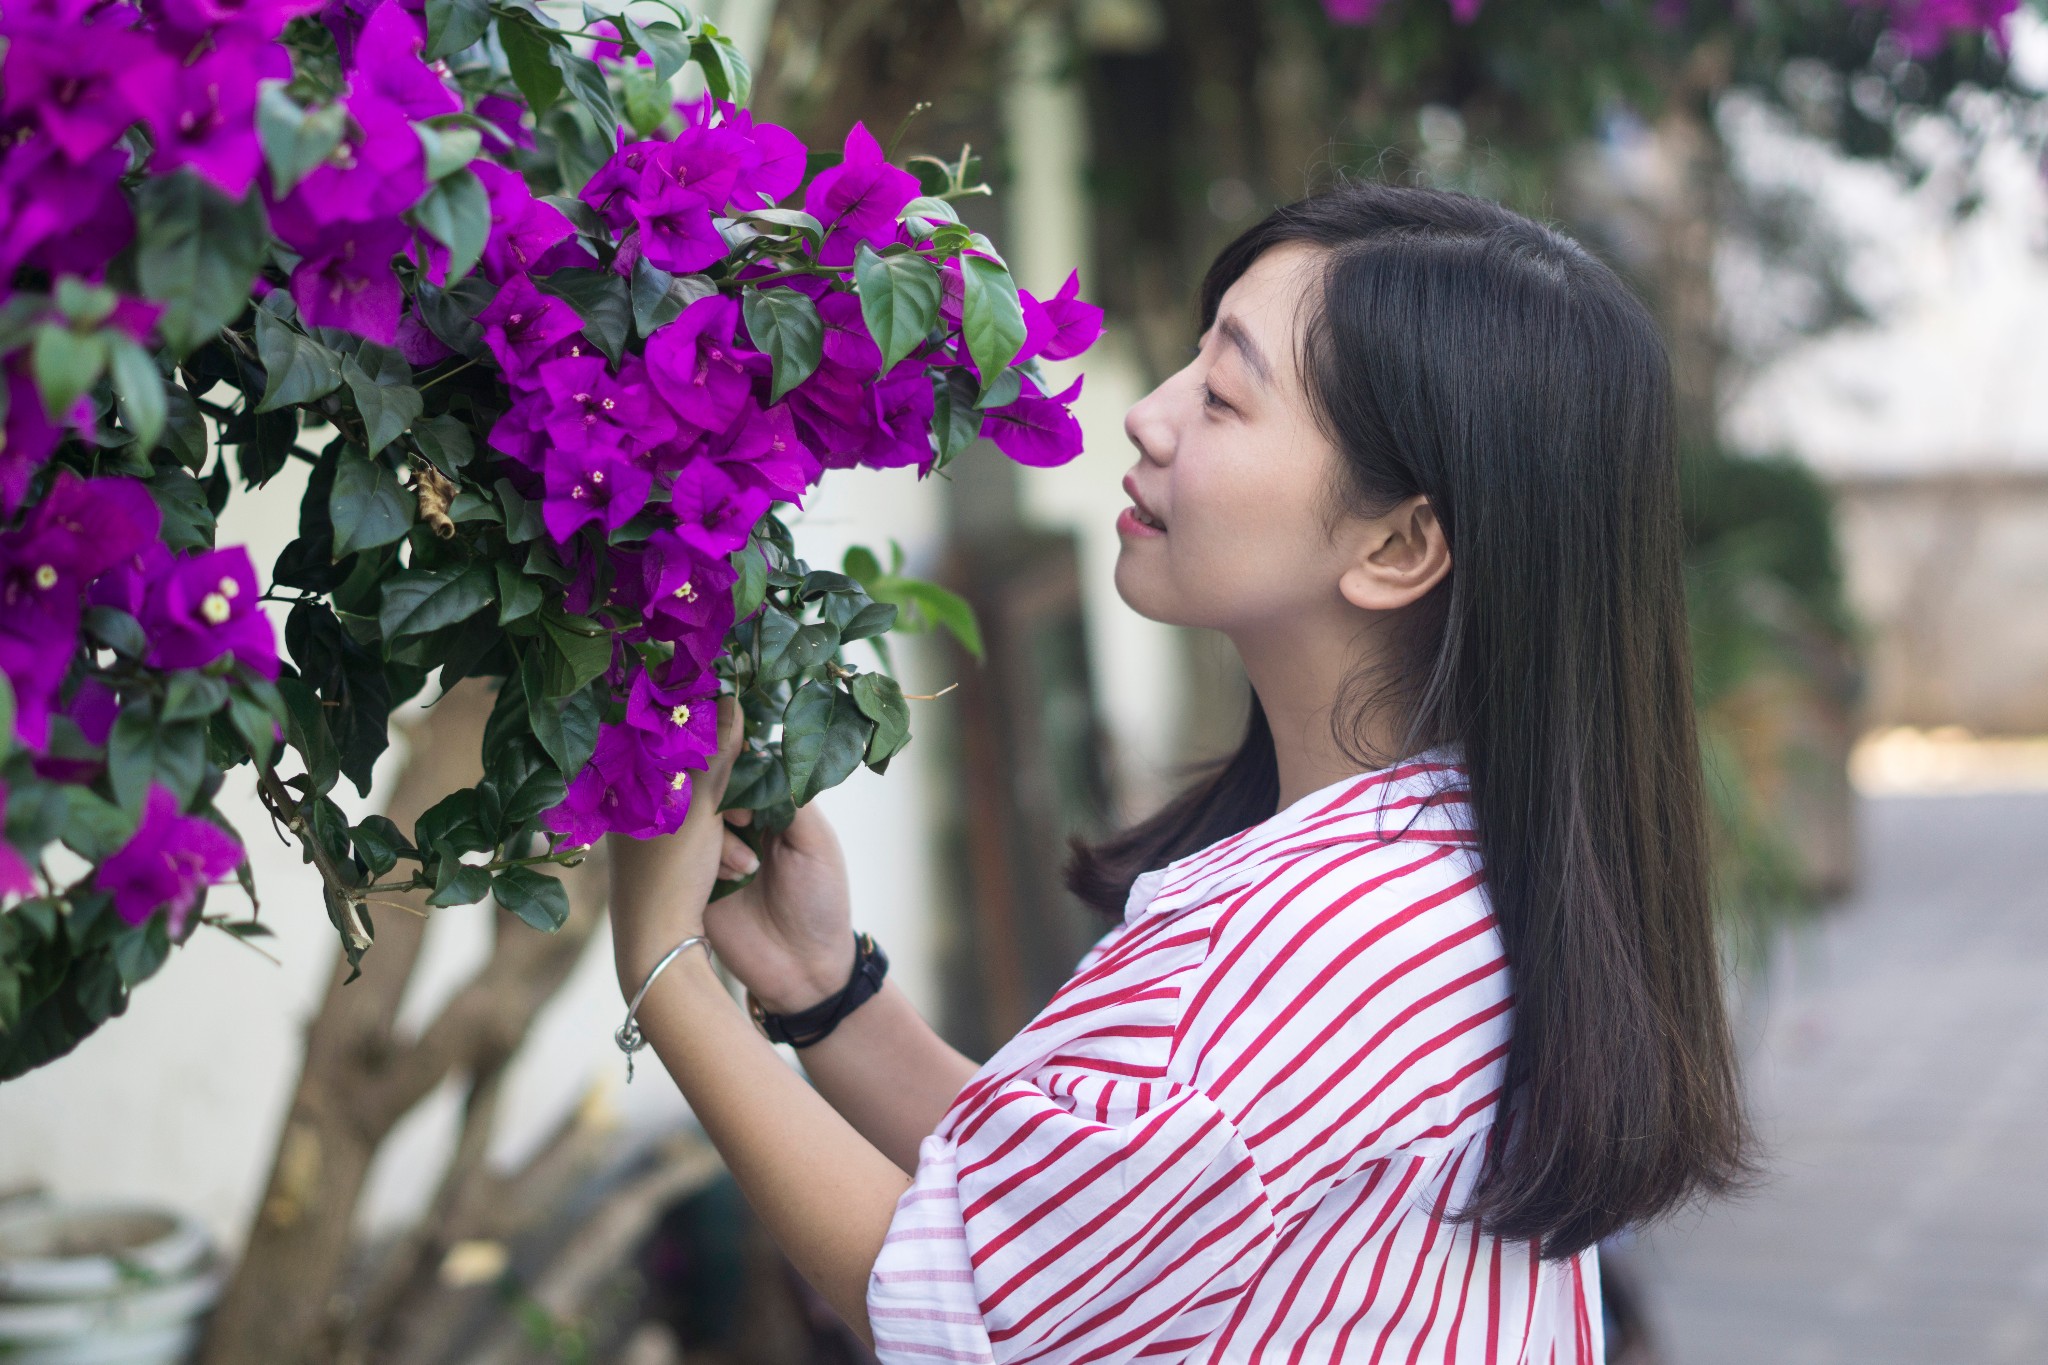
[1114,443,1334,629]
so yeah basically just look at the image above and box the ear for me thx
[1337,494,1451,612]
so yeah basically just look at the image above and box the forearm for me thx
[636,947,911,1347]
[790,978,983,1174]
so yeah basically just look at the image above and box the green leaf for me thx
[730,543,767,620]
[343,349,423,457]
[412,412,474,475]
[842,545,883,584]
[629,18,691,83]
[781,681,871,806]
[278,676,341,796]
[112,916,173,990]
[722,746,788,812]
[54,277,118,328]
[428,858,492,907]
[162,671,231,723]
[881,577,984,658]
[329,447,415,556]
[412,168,491,284]
[534,267,631,364]
[741,287,822,402]
[417,122,484,181]
[493,866,570,932]
[972,365,1021,412]
[735,207,824,245]
[58,787,137,863]
[538,611,613,698]
[850,672,911,765]
[133,171,269,357]
[256,82,347,197]
[0,671,12,764]
[107,338,166,452]
[148,465,215,550]
[521,653,600,774]
[550,48,617,132]
[416,788,491,858]
[255,310,344,411]
[838,599,897,642]
[416,277,493,358]
[929,367,980,467]
[227,690,279,770]
[689,23,751,105]
[854,244,943,373]
[630,258,713,337]
[379,565,495,643]
[162,383,208,472]
[495,560,544,626]
[959,254,1026,403]
[619,62,670,139]
[501,18,566,112]
[108,709,208,811]
[351,814,412,878]
[489,738,565,826]
[424,0,492,58]
[31,324,107,420]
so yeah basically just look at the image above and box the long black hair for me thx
[1066,181,1750,1258]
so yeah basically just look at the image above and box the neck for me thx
[1230,614,1410,809]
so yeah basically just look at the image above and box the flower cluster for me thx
[0,0,1099,1057]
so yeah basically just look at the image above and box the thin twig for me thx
[902,682,960,701]
[416,356,481,392]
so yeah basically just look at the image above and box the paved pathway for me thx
[1631,791,2048,1365]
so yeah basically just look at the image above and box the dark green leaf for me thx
[428,858,492,907]
[497,478,546,543]
[108,709,208,811]
[133,171,270,357]
[329,450,414,557]
[227,690,279,770]
[534,267,631,364]
[959,255,1026,403]
[82,606,148,658]
[929,367,979,468]
[162,671,230,723]
[411,412,475,475]
[689,23,750,104]
[630,258,713,337]
[412,168,491,284]
[148,465,214,550]
[112,917,173,989]
[342,354,423,458]
[854,244,942,372]
[256,82,347,197]
[161,382,208,472]
[254,310,344,411]
[495,560,544,626]
[278,676,341,796]
[550,48,617,132]
[522,653,600,774]
[379,565,495,643]
[742,287,822,402]
[58,787,137,863]
[30,324,107,420]
[424,0,492,58]
[351,814,412,878]
[108,337,166,452]
[416,277,495,358]
[722,747,788,811]
[538,611,613,698]
[971,365,1021,412]
[781,681,870,806]
[493,866,570,931]
[417,788,491,859]
[850,672,910,765]
[489,738,565,826]
[500,18,566,112]
[838,599,896,642]
[730,543,767,620]
[416,123,484,181]
[629,18,690,83]
[619,63,670,139]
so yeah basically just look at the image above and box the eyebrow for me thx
[1216,316,1273,389]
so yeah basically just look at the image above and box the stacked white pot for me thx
[0,1200,221,1365]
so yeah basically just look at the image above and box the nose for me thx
[1123,381,1173,468]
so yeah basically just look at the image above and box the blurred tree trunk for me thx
[198,681,609,1365]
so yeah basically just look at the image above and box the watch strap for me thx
[747,932,887,1048]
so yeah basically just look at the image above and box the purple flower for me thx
[0,588,78,751]
[803,122,921,268]
[616,531,738,642]
[0,783,36,901]
[470,94,533,151]
[289,218,409,343]
[97,785,244,931]
[0,13,167,161]
[90,540,175,618]
[270,93,428,243]
[1319,0,1396,22]
[666,460,770,559]
[395,304,454,366]
[645,293,767,435]
[140,546,280,678]
[815,290,883,373]
[623,666,720,770]
[980,373,1085,468]
[537,353,674,454]
[714,102,806,209]
[7,471,164,586]
[0,361,87,517]
[155,0,319,40]
[541,722,692,841]
[699,401,820,506]
[852,360,940,473]
[348,2,461,117]
[1028,270,1102,362]
[631,179,729,275]
[542,440,653,543]
[0,141,134,284]
[1880,0,2019,57]
[141,37,278,197]
[31,677,119,783]
[474,162,575,283]
[476,274,585,385]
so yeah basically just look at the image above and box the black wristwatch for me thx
[746,932,888,1048]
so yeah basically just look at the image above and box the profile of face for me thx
[1115,240,1449,643]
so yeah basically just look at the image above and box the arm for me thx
[607,698,909,1347]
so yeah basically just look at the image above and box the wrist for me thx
[752,933,861,1014]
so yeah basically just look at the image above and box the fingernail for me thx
[738,850,760,874]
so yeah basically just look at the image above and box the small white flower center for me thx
[201,592,232,624]
[669,703,691,727]
[219,576,239,599]
[33,564,58,590]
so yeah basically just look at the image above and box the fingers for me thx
[690,695,748,819]
[724,808,754,828]
[718,826,760,880]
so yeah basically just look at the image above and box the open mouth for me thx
[1129,505,1165,531]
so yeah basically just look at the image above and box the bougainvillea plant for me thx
[0,0,1100,1078]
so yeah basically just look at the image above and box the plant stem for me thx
[355,844,591,897]
[417,356,481,392]
[256,766,375,952]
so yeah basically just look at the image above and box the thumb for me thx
[691,694,747,817]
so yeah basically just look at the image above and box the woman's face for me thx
[1114,242,1358,634]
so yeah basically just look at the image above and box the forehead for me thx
[1210,241,1325,370]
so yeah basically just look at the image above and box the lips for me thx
[1122,474,1166,531]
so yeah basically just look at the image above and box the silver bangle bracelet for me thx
[615,934,711,1083]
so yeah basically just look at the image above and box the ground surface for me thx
[1632,791,2048,1365]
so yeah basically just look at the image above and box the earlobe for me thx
[1336,496,1451,612]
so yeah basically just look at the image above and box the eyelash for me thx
[1200,383,1232,414]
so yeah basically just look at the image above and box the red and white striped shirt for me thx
[867,755,1602,1363]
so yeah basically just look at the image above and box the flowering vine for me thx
[0,0,1100,1077]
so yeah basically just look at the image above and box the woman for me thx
[605,181,1751,1362]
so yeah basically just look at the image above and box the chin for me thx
[1111,555,1188,626]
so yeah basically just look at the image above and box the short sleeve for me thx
[1169,840,1511,1229]
[866,1070,1279,1364]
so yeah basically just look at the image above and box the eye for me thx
[1200,382,1233,414]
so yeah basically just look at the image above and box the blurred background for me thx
[4,2,2047,1362]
